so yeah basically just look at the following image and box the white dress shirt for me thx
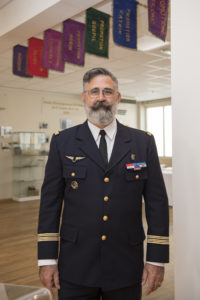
[38,119,163,267]
[87,119,117,162]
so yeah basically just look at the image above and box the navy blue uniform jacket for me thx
[38,120,169,291]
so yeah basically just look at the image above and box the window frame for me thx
[143,98,172,158]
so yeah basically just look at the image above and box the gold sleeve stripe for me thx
[38,236,59,242]
[38,233,59,237]
[147,235,169,245]
[147,239,169,245]
[38,233,59,242]
[148,235,169,240]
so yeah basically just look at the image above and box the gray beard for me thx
[83,100,118,126]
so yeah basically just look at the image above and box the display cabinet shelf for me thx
[12,132,48,202]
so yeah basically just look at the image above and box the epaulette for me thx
[54,131,60,136]
[146,131,152,136]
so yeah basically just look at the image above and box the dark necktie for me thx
[99,130,108,166]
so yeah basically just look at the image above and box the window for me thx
[146,105,172,157]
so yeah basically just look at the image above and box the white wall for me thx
[117,102,137,128]
[172,1,200,299]
[0,87,86,200]
[0,87,137,199]
[0,88,86,134]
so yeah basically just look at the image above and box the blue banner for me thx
[13,45,33,77]
[113,0,137,49]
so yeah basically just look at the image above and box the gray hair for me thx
[83,68,118,91]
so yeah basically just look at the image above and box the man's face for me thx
[81,75,121,126]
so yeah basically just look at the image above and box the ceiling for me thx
[0,0,171,101]
[0,0,13,9]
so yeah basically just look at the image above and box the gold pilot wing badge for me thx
[65,156,86,163]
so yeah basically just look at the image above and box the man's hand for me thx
[142,263,164,296]
[39,265,60,295]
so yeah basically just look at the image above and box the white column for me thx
[172,1,200,299]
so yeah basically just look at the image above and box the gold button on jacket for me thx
[104,177,109,183]
[101,235,107,241]
[103,216,108,221]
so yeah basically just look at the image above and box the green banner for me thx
[85,8,110,57]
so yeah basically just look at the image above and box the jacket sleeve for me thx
[143,133,169,263]
[37,133,65,260]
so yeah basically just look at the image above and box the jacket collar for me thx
[76,120,131,171]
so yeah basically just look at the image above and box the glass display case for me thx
[12,132,48,202]
[0,283,52,300]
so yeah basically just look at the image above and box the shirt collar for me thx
[87,119,117,142]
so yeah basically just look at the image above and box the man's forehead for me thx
[87,75,114,85]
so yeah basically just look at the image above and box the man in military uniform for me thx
[38,68,169,300]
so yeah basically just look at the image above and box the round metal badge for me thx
[71,181,79,189]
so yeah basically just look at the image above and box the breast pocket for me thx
[63,166,87,190]
[63,166,86,179]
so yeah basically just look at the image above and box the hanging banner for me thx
[148,0,169,41]
[13,45,33,77]
[113,0,137,49]
[27,37,48,78]
[42,29,64,72]
[85,8,109,57]
[63,19,85,66]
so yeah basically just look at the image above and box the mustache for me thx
[90,100,112,111]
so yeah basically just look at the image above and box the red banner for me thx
[27,37,48,77]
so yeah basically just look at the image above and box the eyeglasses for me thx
[85,88,116,99]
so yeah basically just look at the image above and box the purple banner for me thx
[148,0,169,41]
[42,29,64,72]
[63,19,85,66]
[13,45,33,77]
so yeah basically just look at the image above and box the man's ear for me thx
[81,92,85,103]
[117,92,122,103]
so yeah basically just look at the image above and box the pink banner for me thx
[63,19,85,66]
[42,29,64,72]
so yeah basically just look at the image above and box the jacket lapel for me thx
[107,121,131,172]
